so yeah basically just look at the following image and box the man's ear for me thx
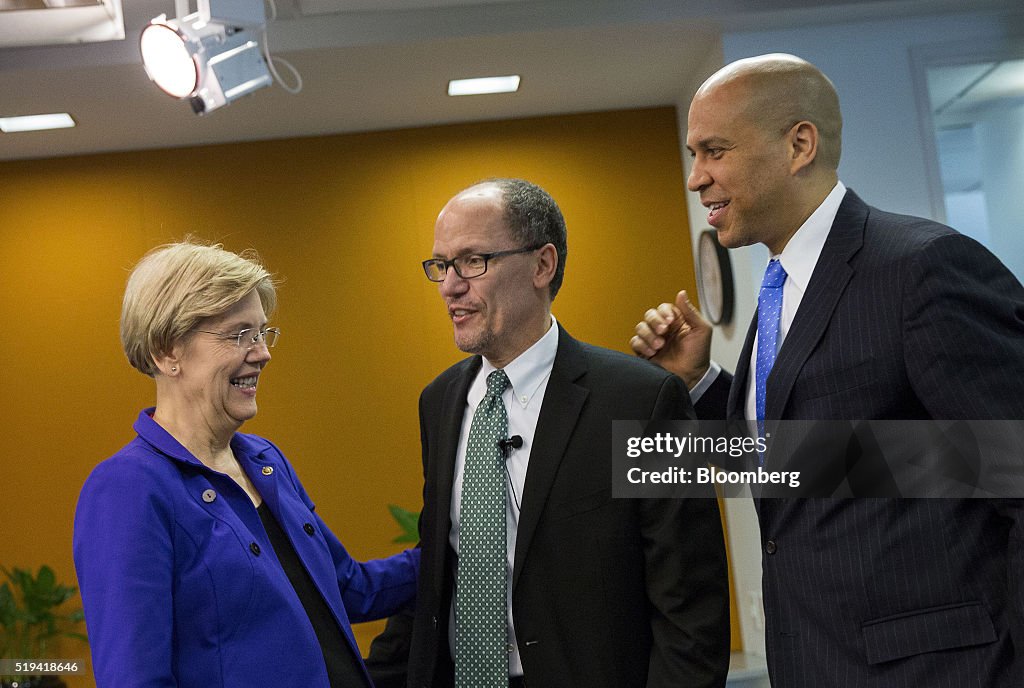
[533,243,558,291]
[788,120,819,175]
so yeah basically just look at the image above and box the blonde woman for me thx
[74,241,418,687]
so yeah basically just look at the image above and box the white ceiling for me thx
[0,0,1014,161]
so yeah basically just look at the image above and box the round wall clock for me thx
[696,229,734,325]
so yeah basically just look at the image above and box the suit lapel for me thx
[432,357,479,588]
[730,316,758,421]
[765,190,867,419]
[512,325,588,588]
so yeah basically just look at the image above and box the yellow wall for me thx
[0,107,726,685]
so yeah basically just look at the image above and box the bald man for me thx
[633,55,1024,687]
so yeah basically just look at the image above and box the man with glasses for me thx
[402,178,730,688]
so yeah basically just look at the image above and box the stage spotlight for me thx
[140,1,273,115]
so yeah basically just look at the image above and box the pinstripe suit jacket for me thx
[697,190,1024,687]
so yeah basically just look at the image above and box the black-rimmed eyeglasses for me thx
[194,327,281,350]
[422,245,543,282]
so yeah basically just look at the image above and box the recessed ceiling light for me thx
[448,75,521,96]
[0,113,76,133]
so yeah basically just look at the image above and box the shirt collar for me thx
[775,181,846,293]
[471,315,559,409]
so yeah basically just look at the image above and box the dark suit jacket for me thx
[696,190,1024,687]
[407,324,730,688]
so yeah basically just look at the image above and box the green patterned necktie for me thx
[456,369,510,688]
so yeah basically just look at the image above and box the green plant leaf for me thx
[0,582,15,621]
[37,565,56,591]
[51,584,76,607]
[387,504,421,544]
[0,563,86,660]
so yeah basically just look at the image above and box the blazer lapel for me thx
[765,190,867,419]
[432,357,479,589]
[730,316,758,421]
[512,325,588,588]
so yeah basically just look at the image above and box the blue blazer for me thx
[73,410,419,688]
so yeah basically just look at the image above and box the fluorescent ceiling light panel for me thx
[0,113,76,133]
[448,75,520,96]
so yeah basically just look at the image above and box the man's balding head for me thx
[686,54,843,254]
[696,53,843,170]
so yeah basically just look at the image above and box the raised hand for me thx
[630,290,713,390]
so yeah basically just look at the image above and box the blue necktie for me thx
[756,259,787,445]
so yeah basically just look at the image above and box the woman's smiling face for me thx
[173,290,272,433]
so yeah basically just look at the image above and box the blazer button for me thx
[765,539,777,555]
[303,523,315,536]
[262,466,274,476]
[250,542,261,556]
[202,489,216,503]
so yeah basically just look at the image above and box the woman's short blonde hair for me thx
[121,240,277,377]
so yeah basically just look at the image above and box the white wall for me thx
[976,102,1024,281]
[674,6,1023,660]
[724,10,1019,219]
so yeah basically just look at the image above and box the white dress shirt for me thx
[743,181,846,422]
[448,314,559,676]
[691,182,847,420]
